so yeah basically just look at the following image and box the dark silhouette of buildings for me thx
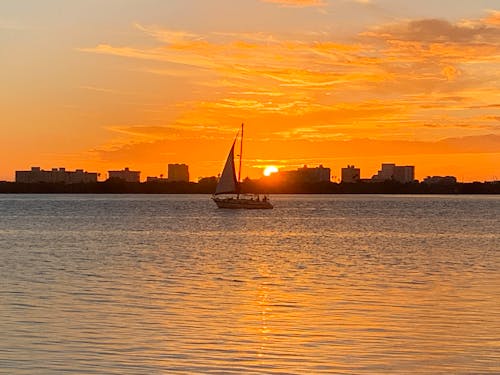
[2,178,499,195]
[341,165,360,183]
[423,176,457,184]
[5,161,499,195]
[108,167,140,182]
[16,167,98,184]
[146,176,168,183]
[372,163,415,183]
[168,164,189,182]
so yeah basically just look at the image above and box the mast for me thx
[237,123,244,198]
[238,123,244,184]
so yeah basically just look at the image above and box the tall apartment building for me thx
[372,163,396,181]
[108,167,140,182]
[168,164,189,182]
[372,163,415,183]
[393,165,415,183]
[341,165,361,183]
[15,167,98,184]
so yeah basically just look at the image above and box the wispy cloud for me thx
[361,16,500,44]
[79,85,114,93]
[80,12,500,153]
[95,133,500,175]
[482,10,500,26]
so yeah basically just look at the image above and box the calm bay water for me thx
[0,194,498,374]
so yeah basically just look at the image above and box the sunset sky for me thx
[1,0,499,182]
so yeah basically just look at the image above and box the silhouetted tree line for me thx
[242,179,500,194]
[0,179,217,194]
[1,179,499,194]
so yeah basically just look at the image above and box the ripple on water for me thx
[0,194,498,374]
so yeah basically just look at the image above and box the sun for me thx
[263,165,279,177]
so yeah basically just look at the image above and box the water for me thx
[0,194,498,374]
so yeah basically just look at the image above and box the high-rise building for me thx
[372,163,415,183]
[393,166,415,183]
[108,167,140,182]
[341,165,360,183]
[372,163,396,181]
[168,164,189,182]
[15,167,98,184]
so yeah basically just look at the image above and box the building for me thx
[278,165,331,184]
[108,167,140,182]
[372,163,415,183]
[372,163,396,182]
[15,167,98,184]
[341,165,360,183]
[393,166,415,183]
[423,176,457,185]
[168,164,189,182]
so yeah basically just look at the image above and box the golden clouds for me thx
[81,25,388,114]
[484,10,500,26]
[363,18,500,43]
[81,25,388,131]
[80,12,499,179]
[82,14,500,95]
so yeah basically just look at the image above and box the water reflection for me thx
[0,194,498,374]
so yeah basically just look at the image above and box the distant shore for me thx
[1,180,499,194]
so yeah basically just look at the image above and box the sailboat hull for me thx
[212,197,273,209]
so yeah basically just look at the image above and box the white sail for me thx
[215,140,238,195]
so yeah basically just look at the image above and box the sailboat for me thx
[212,124,273,209]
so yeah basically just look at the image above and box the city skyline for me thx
[10,161,473,184]
[1,1,499,182]
[6,163,499,195]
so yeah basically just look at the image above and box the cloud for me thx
[78,85,138,95]
[468,104,500,109]
[103,123,238,144]
[81,12,500,154]
[483,10,500,26]
[80,24,385,92]
[95,133,500,168]
[361,17,500,44]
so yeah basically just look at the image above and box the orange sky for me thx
[1,0,499,182]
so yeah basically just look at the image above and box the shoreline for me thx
[1,181,499,195]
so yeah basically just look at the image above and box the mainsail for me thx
[214,140,239,195]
